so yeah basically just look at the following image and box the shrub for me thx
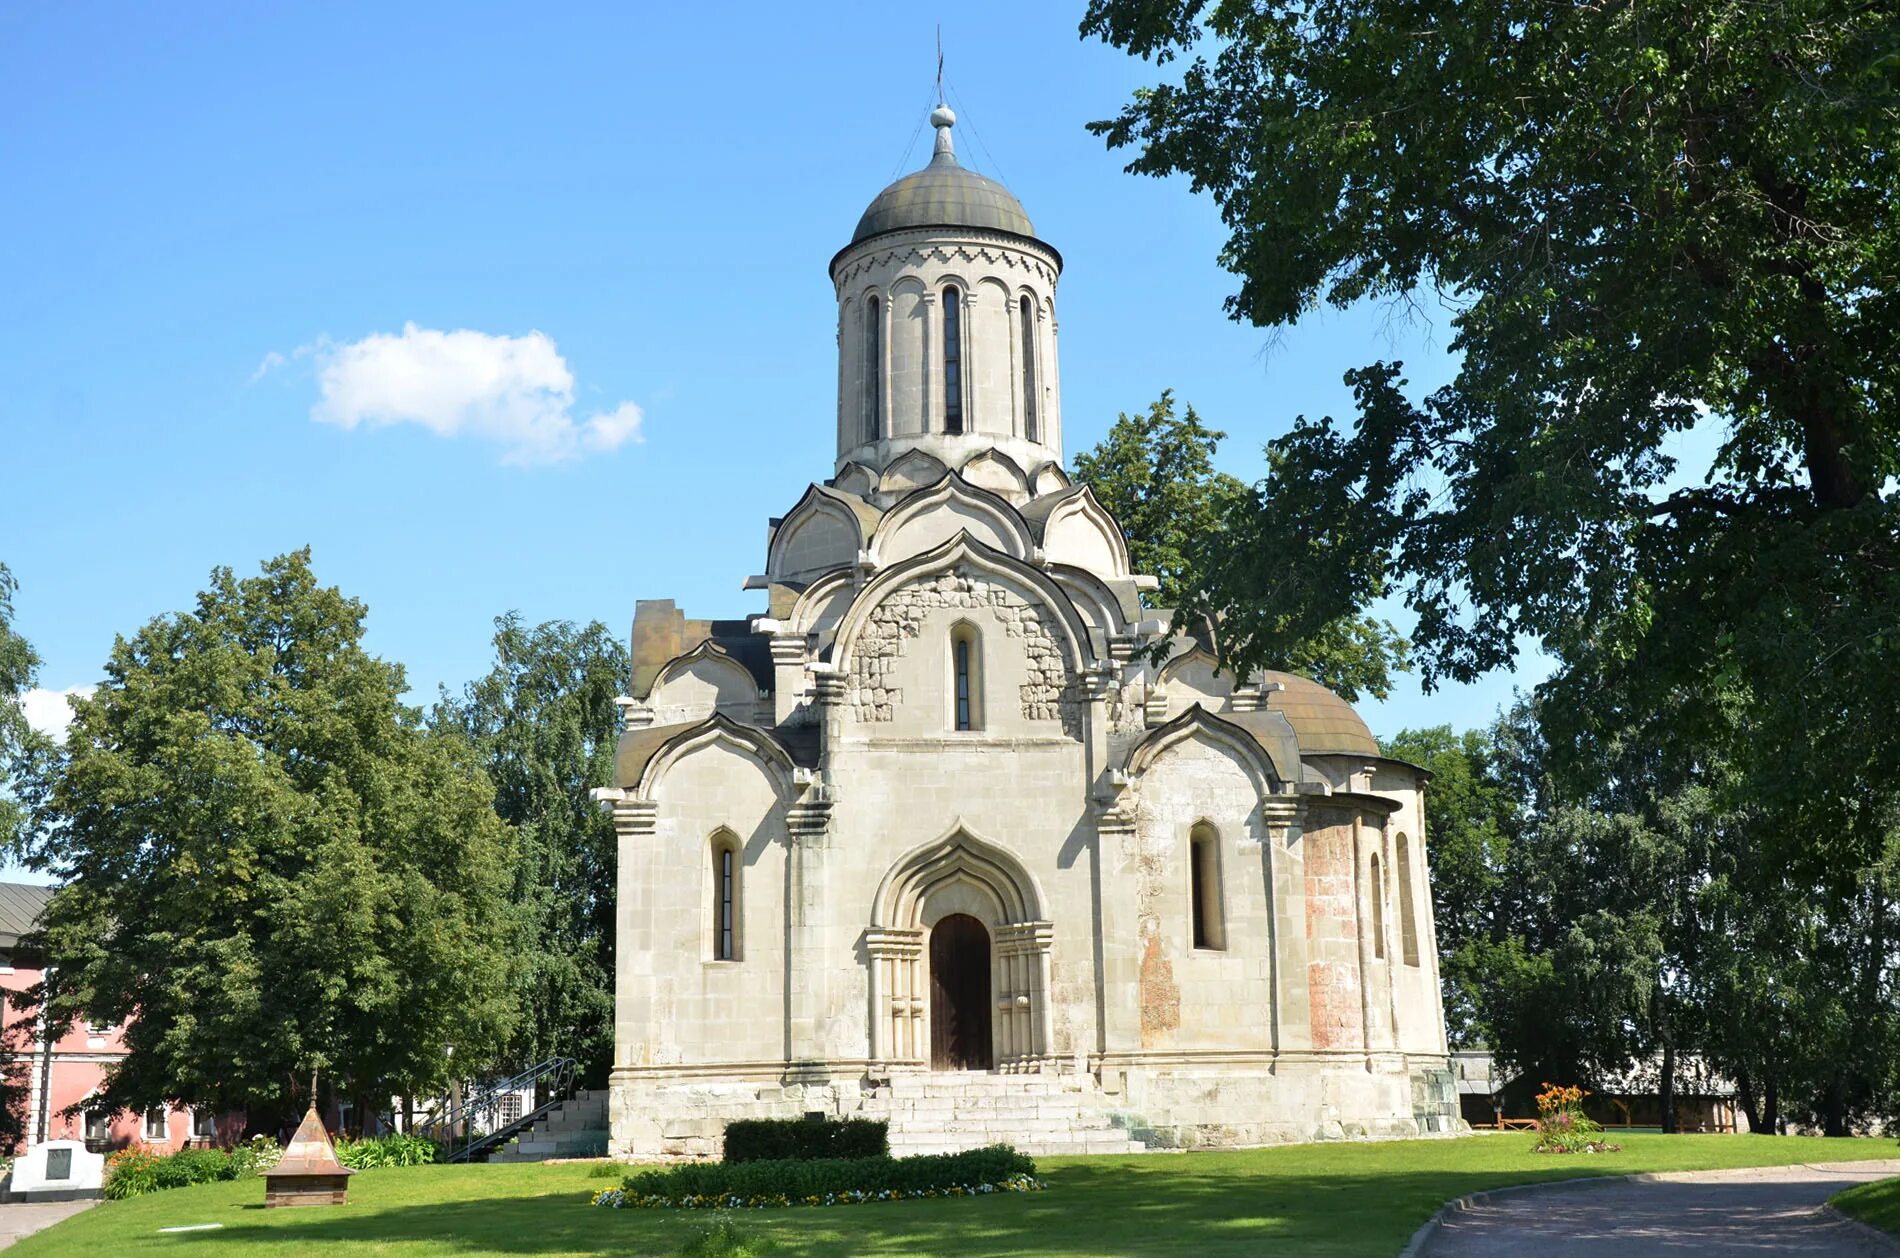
[102,1146,164,1199]
[105,1143,243,1198]
[1532,1082,1621,1154]
[334,1132,443,1168]
[723,1118,888,1163]
[228,1133,284,1177]
[602,1144,1042,1209]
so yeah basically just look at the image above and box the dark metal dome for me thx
[850,107,1036,245]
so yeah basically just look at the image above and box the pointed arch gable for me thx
[1029,461,1072,497]
[878,449,951,496]
[1047,563,1126,649]
[833,533,1098,675]
[1156,643,1237,712]
[788,568,857,637]
[1039,484,1131,579]
[1126,705,1286,794]
[644,640,760,721]
[768,484,878,582]
[833,461,878,497]
[868,473,1034,567]
[635,713,798,803]
[958,448,1030,503]
[873,821,1046,928]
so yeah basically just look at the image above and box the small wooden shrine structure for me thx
[261,1104,356,1207]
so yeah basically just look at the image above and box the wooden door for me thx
[929,913,993,1070]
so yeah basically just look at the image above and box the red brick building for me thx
[0,881,213,1154]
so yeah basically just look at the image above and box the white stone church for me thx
[597,107,1457,1159]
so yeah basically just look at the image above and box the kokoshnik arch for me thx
[594,105,1459,1158]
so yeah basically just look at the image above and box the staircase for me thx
[868,1072,1150,1157]
[487,1088,610,1163]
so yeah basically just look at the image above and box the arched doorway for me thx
[929,914,993,1070]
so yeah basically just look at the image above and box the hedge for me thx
[723,1117,888,1163]
[603,1145,1040,1209]
[102,1132,435,1198]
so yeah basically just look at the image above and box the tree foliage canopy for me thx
[0,561,44,845]
[1401,707,1900,1134]
[435,613,625,1080]
[1083,0,1900,874]
[9,550,519,1129]
[1073,391,1407,699]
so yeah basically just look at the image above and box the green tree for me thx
[0,562,44,845]
[0,562,41,1149]
[9,550,519,1134]
[435,614,625,1082]
[1082,0,1900,879]
[1379,725,1517,1046]
[1073,391,1407,700]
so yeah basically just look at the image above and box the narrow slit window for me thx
[1396,834,1420,966]
[1190,823,1225,949]
[1369,852,1387,960]
[943,286,964,434]
[864,295,882,443]
[1020,296,1038,442]
[955,638,972,730]
[949,622,981,731]
[711,832,740,961]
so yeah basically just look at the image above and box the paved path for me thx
[1420,1161,1900,1256]
[0,1200,95,1250]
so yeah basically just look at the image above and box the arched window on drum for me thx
[942,285,965,434]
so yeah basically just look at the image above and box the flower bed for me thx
[594,1144,1044,1210]
[1531,1083,1623,1154]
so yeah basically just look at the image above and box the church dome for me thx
[1261,671,1381,758]
[850,106,1036,245]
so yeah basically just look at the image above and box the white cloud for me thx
[21,685,94,744]
[282,323,644,465]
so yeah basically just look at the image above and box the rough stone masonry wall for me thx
[846,566,1085,735]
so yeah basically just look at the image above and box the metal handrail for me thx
[415,1056,579,1162]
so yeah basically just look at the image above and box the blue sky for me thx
[2,2,1550,757]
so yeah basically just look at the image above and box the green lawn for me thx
[1834,1173,1900,1239]
[11,1133,1896,1258]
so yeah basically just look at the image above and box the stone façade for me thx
[594,106,1459,1160]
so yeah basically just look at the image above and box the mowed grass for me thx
[1834,1173,1900,1238]
[10,1133,1897,1258]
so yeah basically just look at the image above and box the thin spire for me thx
[930,30,957,167]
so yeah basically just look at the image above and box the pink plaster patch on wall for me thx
[1138,932,1181,1047]
[1303,810,1365,1051]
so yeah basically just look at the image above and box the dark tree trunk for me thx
[1764,1074,1780,1134]
[1735,1067,1763,1135]
[1823,1076,1848,1138]
[1658,1034,1678,1135]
